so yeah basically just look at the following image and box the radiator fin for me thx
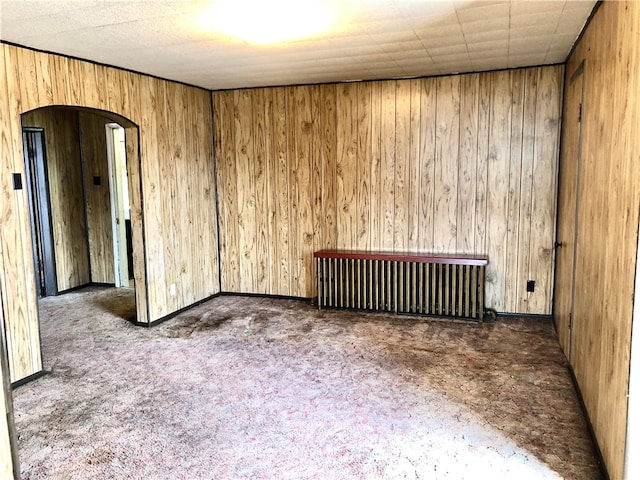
[317,257,486,321]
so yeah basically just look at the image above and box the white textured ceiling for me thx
[0,0,596,90]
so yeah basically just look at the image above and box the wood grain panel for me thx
[273,88,291,295]
[407,80,421,252]
[418,78,437,252]
[294,87,314,297]
[356,83,372,251]
[379,81,396,249]
[457,74,479,253]
[434,76,460,253]
[79,111,115,284]
[528,67,562,314]
[310,86,324,259]
[286,88,300,295]
[213,66,563,314]
[369,82,382,250]
[336,83,358,250]
[320,85,337,252]
[21,108,91,292]
[516,69,538,313]
[558,2,640,477]
[235,90,256,293]
[215,90,239,292]
[394,80,410,251]
[253,88,269,294]
[485,70,511,311]
[1,44,42,381]
[505,71,525,313]
[0,294,15,478]
[1,43,220,381]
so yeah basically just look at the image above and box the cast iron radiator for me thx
[314,250,488,321]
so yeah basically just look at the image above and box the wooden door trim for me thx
[568,60,586,362]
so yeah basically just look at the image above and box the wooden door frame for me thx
[553,60,585,360]
[567,61,585,362]
[105,123,130,288]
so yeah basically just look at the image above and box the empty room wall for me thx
[557,1,640,478]
[0,43,220,381]
[21,108,91,292]
[213,65,563,314]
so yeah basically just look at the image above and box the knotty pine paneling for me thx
[213,65,563,313]
[21,108,90,292]
[1,43,220,381]
[79,111,115,284]
[558,2,640,478]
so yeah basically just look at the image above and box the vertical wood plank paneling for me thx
[394,80,410,251]
[474,73,491,258]
[419,77,437,251]
[263,88,278,293]
[380,81,396,249]
[528,67,561,314]
[253,88,269,294]
[457,74,479,253]
[356,83,372,251]
[294,87,314,297]
[169,84,185,308]
[485,71,512,311]
[558,3,640,477]
[434,76,460,253]
[34,50,53,106]
[79,112,115,284]
[505,71,525,313]
[16,48,38,110]
[320,84,337,250]
[215,90,240,292]
[142,76,166,315]
[310,85,324,294]
[369,82,382,250]
[213,66,562,309]
[285,88,299,296]
[235,89,256,293]
[407,79,422,252]
[272,87,291,295]
[517,69,538,313]
[336,83,358,250]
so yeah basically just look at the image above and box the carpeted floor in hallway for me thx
[13,286,602,479]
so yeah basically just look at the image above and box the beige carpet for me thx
[13,287,601,479]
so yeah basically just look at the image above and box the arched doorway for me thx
[18,105,147,326]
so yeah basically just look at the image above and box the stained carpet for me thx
[13,287,601,479]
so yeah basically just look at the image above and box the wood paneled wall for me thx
[0,292,16,479]
[214,65,563,314]
[21,108,91,292]
[79,112,115,284]
[558,2,640,478]
[0,43,220,381]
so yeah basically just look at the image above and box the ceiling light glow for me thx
[201,0,334,45]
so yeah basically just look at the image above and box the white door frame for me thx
[105,123,129,288]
